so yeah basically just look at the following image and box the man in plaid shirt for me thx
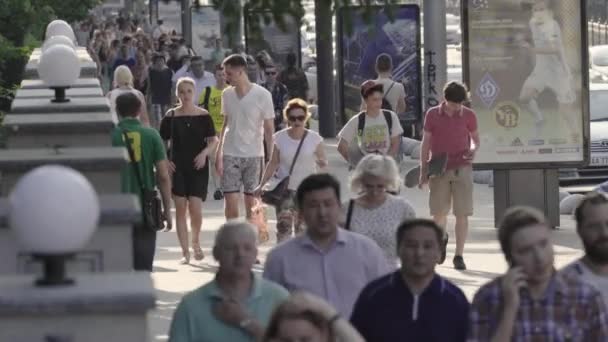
[469,206,608,341]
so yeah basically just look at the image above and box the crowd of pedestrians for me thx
[75,14,608,342]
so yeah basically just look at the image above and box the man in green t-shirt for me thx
[199,64,227,200]
[111,92,173,271]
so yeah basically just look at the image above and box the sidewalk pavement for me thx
[147,132,583,341]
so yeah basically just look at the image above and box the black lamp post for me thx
[33,254,75,286]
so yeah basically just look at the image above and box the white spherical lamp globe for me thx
[42,35,76,53]
[38,45,81,91]
[45,20,76,42]
[8,165,100,255]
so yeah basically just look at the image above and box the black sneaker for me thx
[453,255,467,270]
[213,190,224,200]
[439,233,449,264]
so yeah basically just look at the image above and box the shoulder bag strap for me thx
[201,86,211,109]
[385,81,395,96]
[287,130,309,176]
[357,112,366,137]
[345,199,355,230]
[122,129,146,193]
[168,109,175,161]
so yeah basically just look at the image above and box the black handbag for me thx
[261,130,308,206]
[122,130,164,231]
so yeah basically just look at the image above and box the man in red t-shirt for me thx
[418,82,480,270]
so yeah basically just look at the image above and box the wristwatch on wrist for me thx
[239,317,253,329]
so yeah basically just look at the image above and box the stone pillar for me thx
[0,273,155,341]
[423,0,447,113]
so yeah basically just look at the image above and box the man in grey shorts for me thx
[215,54,275,220]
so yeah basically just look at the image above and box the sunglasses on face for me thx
[288,115,306,122]
[363,183,386,191]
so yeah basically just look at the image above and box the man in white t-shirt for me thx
[173,56,216,104]
[361,53,406,115]
[215,54,275,220]
[338,80,403,168]
[561,192,608,305]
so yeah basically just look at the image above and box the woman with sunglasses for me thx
[254,98,328,243]
[342,154,416,267]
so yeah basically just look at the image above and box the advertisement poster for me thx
[337,5,422,124]
[245,12,301,69]
[463,0,587,167]
[191,6,222,62]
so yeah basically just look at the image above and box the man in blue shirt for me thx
[350,218,470,341]
[169,221,288,342]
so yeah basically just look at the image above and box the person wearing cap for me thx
[337,80,404,169]
[418,81,479,271]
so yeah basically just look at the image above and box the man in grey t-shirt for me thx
[561,192,608,304]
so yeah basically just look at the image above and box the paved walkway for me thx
[147,133,583,341]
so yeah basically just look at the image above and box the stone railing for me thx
[0,24,155,342]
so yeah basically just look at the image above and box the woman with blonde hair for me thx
[342,154,415,266]
[254,98,327,242]
[160,77,218,264]
[263,292,364,342]
[107,65,150,126]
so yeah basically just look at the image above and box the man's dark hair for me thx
[574,192,608,229]
[115,92,142,118]
[360,80,384,99]
[152,53,166,63]
[375,53,393,73]
[122,36,132,44]
[396,219,443,250]
[498,206,548,264]
[223,54,247,68]
[286,52,297,67]
[190,55,204,63]
[443,81,468,103]
[295,173,341,210]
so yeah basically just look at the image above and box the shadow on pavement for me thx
[153,265,179,273]
[149,289,184,341]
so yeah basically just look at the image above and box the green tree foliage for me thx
[0,0,101,113]
[184,0,398,45]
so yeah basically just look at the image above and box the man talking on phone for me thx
[468,206,608,341]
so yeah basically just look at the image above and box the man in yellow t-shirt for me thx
[199,65,227,200]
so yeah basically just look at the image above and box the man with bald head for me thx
[169,221,289,342]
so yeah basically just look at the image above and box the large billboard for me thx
[463,0,589,168]
[245,12,301,69]
[337,5,422,125]
[191,6,222,62]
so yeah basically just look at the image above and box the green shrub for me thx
[0,35,32,112]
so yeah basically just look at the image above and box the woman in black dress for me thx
[160,77,218,264]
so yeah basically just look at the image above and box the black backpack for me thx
[357,110,393,137]
[381,82,396,111]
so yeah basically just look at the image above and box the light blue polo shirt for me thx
[168,273,289,342]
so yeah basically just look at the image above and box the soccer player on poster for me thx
[519,0,578,141]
